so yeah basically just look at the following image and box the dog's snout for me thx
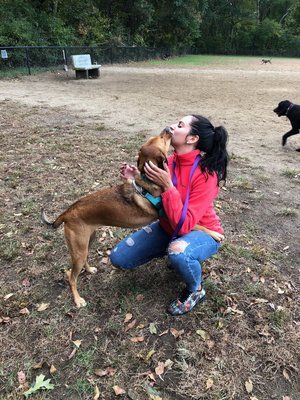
[164,126,173,134]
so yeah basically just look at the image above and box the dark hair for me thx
[190,115,229,184]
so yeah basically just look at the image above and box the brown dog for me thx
[261,58,271,64]
[42,128,223,307]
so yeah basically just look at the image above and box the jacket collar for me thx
[173,149,201,166]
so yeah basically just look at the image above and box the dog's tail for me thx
[41,208,65,229]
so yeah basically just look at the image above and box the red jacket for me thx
[159,149,224,236]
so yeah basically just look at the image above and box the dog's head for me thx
[273,100,292,117]
[137,127,172,174]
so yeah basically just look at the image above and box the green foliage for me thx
[1,0,300,54]
[253,18,283,51]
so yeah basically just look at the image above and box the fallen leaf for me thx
[113,385,126,395]
[224,307,244,315]
[217,320,224,329]
[278,288,285,294]
[94,385,100,400]
[149,395,162,400]
[0,316,11,324]
[23,374,54,398]
[145,350,155,361]
[164,359,174,369]
[94,367,116,377]
[72,340,82,348]
[49,365,57,374]
[245,379,253,393]
[250,397,259,400]
[158,329,169,336]
[136,294,144,301]
[21,278,31,287]
[282,396,290,400]
[33,361,44,369]
[141,370,157,382]
[124,313,133,323]
[130,336,144,343]
[149,322,157,335]
[196,329,210,341]
[17,371,27,385]
[4,293,14,300]
[68,348,77,359]
[283,369,291,382]
[124,319,136,332]
[206,378,214,389]
[155,362,165,376]
[37,303,50,312]
[19,307,30,315]
[108,230,114,238]
[170,328,184,338]
[253,298,268,304]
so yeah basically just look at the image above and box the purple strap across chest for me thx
[171,154,201,240]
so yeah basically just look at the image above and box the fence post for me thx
[110,46,113,64]
[25,47,31,75]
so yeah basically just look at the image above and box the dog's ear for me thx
[157,153,167,169]
[137,151,145,173]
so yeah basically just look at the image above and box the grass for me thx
[281,168,299,179]
[0,66,62,79]
[230,176,254,190]
[275,207,298,217]
[150,54,290,66]
[268,308,291,330]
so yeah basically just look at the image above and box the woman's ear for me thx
[186,135,199,144]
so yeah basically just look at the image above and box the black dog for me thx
[273,100,300,151]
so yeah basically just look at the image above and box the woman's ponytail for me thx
[190,115,229,185]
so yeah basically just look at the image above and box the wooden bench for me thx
[71,54,101,79]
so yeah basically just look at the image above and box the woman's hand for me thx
[144,161,173,191]
[120,163,140,181]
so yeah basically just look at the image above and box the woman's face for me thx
[170,115,194,147]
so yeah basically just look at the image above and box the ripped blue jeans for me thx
[110,221,220,291]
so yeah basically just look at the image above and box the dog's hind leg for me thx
[65,225,91,307]
[85,231,98,274]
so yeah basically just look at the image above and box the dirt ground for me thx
[0,57,299,400]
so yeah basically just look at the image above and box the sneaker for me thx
[168,287,206,316]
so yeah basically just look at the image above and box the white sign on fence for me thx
[1,50,8,59]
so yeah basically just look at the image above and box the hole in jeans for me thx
[168,240,189,255]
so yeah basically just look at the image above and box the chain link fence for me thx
[0,45,173,75]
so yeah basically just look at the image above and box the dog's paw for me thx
[76,297,87,308]
[85,265,97,274]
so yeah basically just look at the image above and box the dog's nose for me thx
[164,126,173,133]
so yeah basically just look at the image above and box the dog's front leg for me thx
[282,128,299,146]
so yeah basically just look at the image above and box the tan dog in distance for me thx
[41,128,223,307]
